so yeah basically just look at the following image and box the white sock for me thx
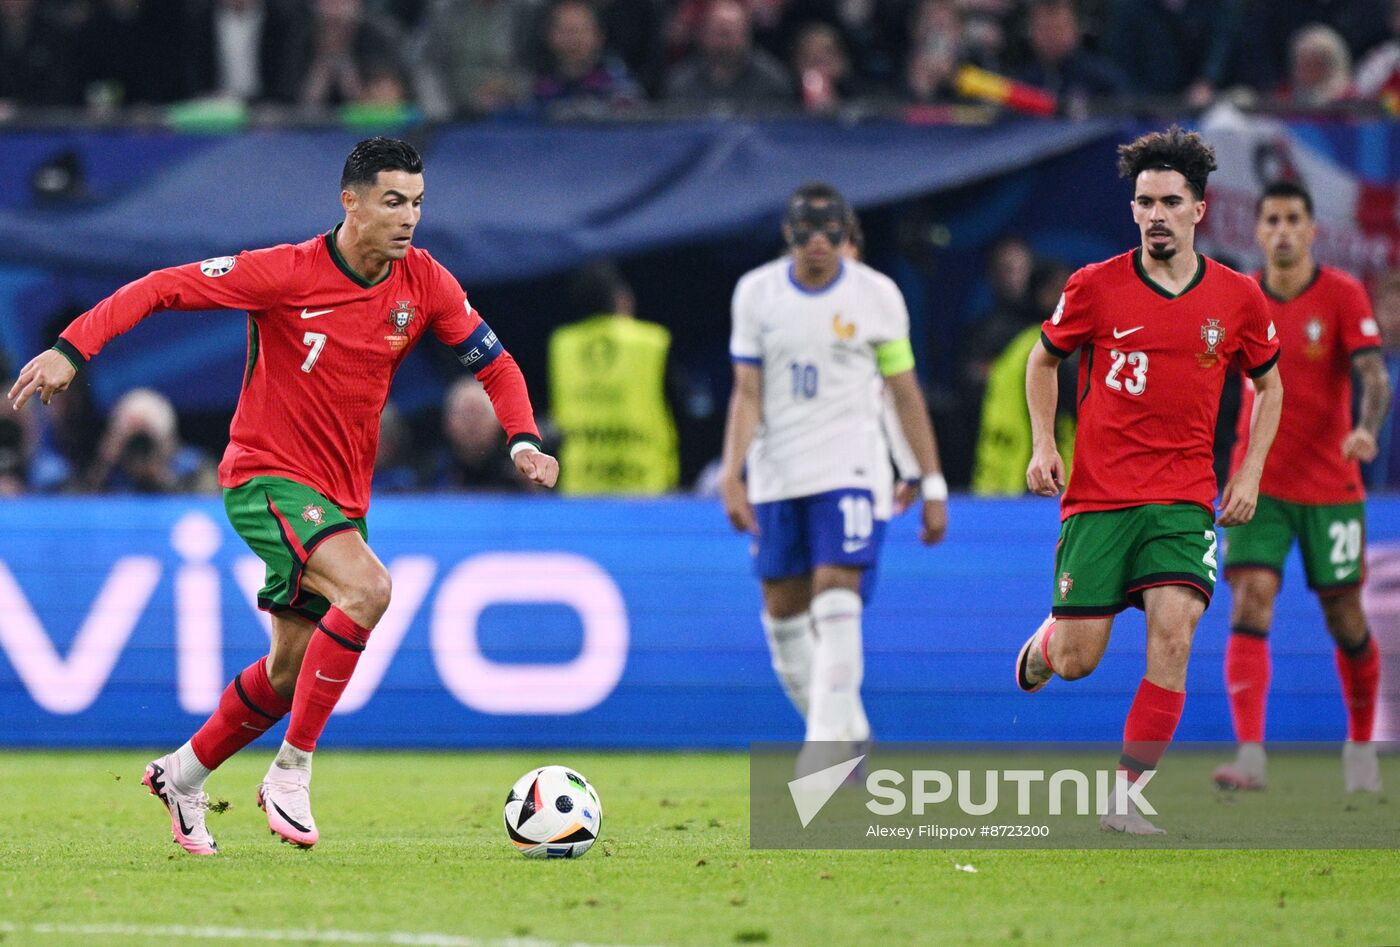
[806,588,869,743]
[171,740,211,794]
[273,740,313,773]
[762,612,814,717]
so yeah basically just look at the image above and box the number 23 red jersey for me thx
[1041,250,1279,520]
[58,229,540,517]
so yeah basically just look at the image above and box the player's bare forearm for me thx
[1025,343,1065,496]
[1355,351,1392,438]
[719,364,762,533]
[884,370,942,477]
[1239,365,1283,481]
[1219,366,1282,526]
[719,364,762,481]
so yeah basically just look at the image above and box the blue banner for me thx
[1,496,1397,748]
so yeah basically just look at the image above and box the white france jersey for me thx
[730,257,911,516]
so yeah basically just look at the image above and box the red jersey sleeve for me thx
[1040,268,1096,358]
[1232,281,1281,378]
[428,262,542,449]
[1337,274,1382,356]
[56,249,286,365]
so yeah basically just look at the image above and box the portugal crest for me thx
[1197,318,1225,368]
[301,504,326,526]
[1058,571,1074,600]
[386,300,417,350]
[1304,316,1326,360]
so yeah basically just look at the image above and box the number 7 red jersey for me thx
[1041,250,1279,520]
[56,229,541,517]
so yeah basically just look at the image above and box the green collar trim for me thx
[1134,248,1206,300]
[325,223,392,288]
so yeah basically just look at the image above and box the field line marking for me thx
[0,922,652,947]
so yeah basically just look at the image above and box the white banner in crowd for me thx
[1199,104,1400,281]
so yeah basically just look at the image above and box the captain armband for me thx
[875,339,915,377]
[453,320,504,374]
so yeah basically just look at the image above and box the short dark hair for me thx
[1256,179,1314,218]
[568,260,628,318]
[1116,125,1217,201]
[341,137,423,191]
[789,181,846,208]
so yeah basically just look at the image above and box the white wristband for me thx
[509,441,540,459]
[920,473,948,501]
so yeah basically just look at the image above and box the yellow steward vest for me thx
[548,314,679,494]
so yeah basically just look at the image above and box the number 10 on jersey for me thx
[790,361,818,400]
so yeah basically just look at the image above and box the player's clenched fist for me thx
[8,349,76,410]
[1341,429,1379,463]
[920,499,948,545]
[1026,446,1064,497]
[514,449,560,488]
[719,472,757,534]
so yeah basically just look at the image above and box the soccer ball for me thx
[503,765,603,858]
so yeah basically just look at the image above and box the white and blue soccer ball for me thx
[503,765,603,859]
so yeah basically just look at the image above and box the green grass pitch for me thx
[1,750,1397,946]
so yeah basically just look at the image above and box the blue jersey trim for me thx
[731,354,763,365]
[786,261,845,296]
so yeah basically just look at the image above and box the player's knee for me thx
[1052,641,1101,681]
[267,663,298,698]
[1152,631,1194,670]
[339,565,392,625]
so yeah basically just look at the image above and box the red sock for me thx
[1336,635,1380,742]
[1119,678,1186,781]
[190,658,293,770]
[285,606,372,753]
[1040,621,1057,675]
[1225,628,1270,743]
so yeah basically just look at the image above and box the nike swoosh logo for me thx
[314,670,349,683]
[1113,326,1144,339]
[1335,567,1357,580]
[842,540,869,553]
[300,308,334,319]
[176,802,195,836]
[272,800,313,834]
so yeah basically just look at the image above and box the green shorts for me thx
[223,476,367,622]
[1053,503,1217,617]
[1224,495,1365,594]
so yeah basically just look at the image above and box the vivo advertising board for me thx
[0,497,1395,748]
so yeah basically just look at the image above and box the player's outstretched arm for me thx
[718,362,761,534]
[1219,363,1283,526]
[1025,342,1065,497]
[1342,351,1392,462]
[8,349,77,410]
[884,369,947,545]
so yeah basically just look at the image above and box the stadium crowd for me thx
[1,0,1399,118]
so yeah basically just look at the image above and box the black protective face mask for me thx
[786,198,849,248]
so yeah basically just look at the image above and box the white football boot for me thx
[142,755,218,856]
[258,762,319,847]
[1343,742,1382,794]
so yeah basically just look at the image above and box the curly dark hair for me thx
[341,137,423,191]
[1116,125,1218,201]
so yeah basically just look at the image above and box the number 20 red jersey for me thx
[56,229,540,517]
[1041,250,1279,520]
[1229,266,1381,505]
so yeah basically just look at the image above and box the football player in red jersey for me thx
[7,138,559,854]
[1214,181,1391,794]
[1015,127,1283,834]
